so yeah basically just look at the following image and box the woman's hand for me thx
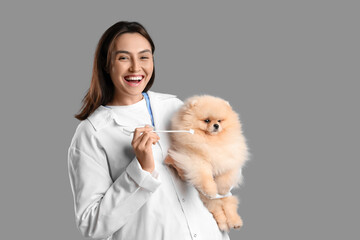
[131,125,160,173]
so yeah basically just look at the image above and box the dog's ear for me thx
[225,100,230,107]
[189,99,198,107]
[185,98,198,108]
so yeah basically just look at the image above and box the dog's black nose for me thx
[213,124,219,129]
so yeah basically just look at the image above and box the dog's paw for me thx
[227,214,243,229]
[164,155,174,165]
[218,222,230,232]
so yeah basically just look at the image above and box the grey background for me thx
[0,0,359,239]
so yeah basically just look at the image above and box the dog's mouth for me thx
[206,128,221,135]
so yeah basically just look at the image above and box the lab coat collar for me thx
[87,91,177,131]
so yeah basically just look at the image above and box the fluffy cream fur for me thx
[165,95,249,231]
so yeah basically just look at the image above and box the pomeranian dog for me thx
[165,95,249,231]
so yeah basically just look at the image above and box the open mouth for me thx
[124,75,144,87]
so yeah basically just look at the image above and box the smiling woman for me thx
[75,21,156,120]
[107,33,154,105]
[68,21,230,240]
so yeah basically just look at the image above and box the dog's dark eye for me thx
[204,119,210,123]
[218,120,222,123]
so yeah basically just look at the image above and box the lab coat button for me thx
[194,233,197,238]
[182,198,185,202]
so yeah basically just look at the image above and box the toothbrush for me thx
[152,129,194,134]
[122,128,194,136]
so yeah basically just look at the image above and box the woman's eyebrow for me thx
[114,49,152,55]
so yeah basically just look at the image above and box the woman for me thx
[68,21,229,240]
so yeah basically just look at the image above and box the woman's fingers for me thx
[131,125,159,173]
[138,132,151,150]
[132,126,151,145]
[138,132,160,149]
[133,126,150,141]
[132,125,160,149]
[146,135,156,148]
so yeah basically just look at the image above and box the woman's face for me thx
[109,33,154,105]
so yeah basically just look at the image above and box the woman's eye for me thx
[204,119,210,123]
[140,56,149,60]
[118,56,128,60]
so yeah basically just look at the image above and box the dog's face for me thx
[181,95,238,136]
[199,116,224,135]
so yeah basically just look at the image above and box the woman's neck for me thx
[108,93,144,106]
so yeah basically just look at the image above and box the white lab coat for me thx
[68,91,230,240]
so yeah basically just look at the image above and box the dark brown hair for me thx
[75,21,155,120]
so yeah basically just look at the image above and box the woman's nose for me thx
[129,59,140,72]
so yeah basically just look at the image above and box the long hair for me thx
[75,21,155,120]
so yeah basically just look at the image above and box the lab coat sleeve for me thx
[68,146,161,239]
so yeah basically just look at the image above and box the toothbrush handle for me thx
[153,130,189,133]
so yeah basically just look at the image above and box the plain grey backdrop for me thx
[0,0,359,239]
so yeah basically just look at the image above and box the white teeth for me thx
[125,76,143,81]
